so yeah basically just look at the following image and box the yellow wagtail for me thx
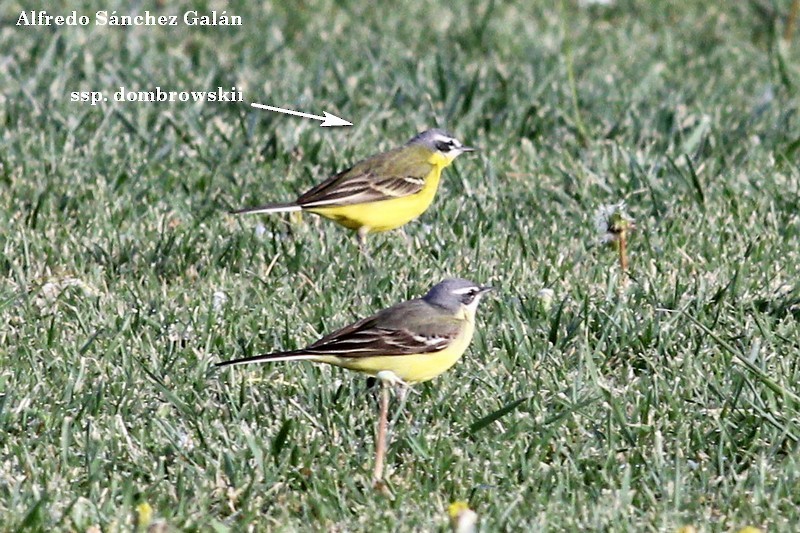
[216,278,493,384]
[231,129,476,244]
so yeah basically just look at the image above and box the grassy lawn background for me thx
[2,0,799,530]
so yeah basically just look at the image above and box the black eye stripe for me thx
[435,140,455,151]
[460,290,479,304]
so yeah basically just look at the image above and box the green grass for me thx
[2,0,800,530]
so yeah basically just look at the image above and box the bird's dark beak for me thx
[460,146,478,153]
[479,286,495,294]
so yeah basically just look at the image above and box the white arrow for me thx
[250,103,353,127]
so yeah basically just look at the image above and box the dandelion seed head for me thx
[594,201,635,244]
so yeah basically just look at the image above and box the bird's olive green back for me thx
[296,145,436,207]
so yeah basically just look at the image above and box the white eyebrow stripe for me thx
[451,286,477,295]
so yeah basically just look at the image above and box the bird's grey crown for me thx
[407,129,460,150]
[423,278,480,311]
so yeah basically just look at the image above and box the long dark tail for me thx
[229,202,302,215]
[216,350,319,368]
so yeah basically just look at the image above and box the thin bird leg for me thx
[372,379,390,485]
[357,226,369,249]
[373,370,405,486]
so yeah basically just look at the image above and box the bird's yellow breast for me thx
[308,152,450,233]
[314,318,475,383]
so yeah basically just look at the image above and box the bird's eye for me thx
[435,140,454,152]
[461,289,479,305]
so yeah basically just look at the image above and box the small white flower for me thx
[254,222,267,238]
[168,323,195,343]
[40,282,61,303]
[33,277,98,312]
[212,291,228,312]
[756,84,775,108]
[177,431,195,452]
[536,288,555,312]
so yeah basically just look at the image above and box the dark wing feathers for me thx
[370,175,426,197]
[296,148,433,208]
[298,300,461,358]
[296,167,366,205]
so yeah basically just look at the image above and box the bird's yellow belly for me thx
[315,319,475,383]
[307,171,442,233]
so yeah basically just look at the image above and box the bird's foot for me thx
[375,370,407,388]
[372,477,394,498]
